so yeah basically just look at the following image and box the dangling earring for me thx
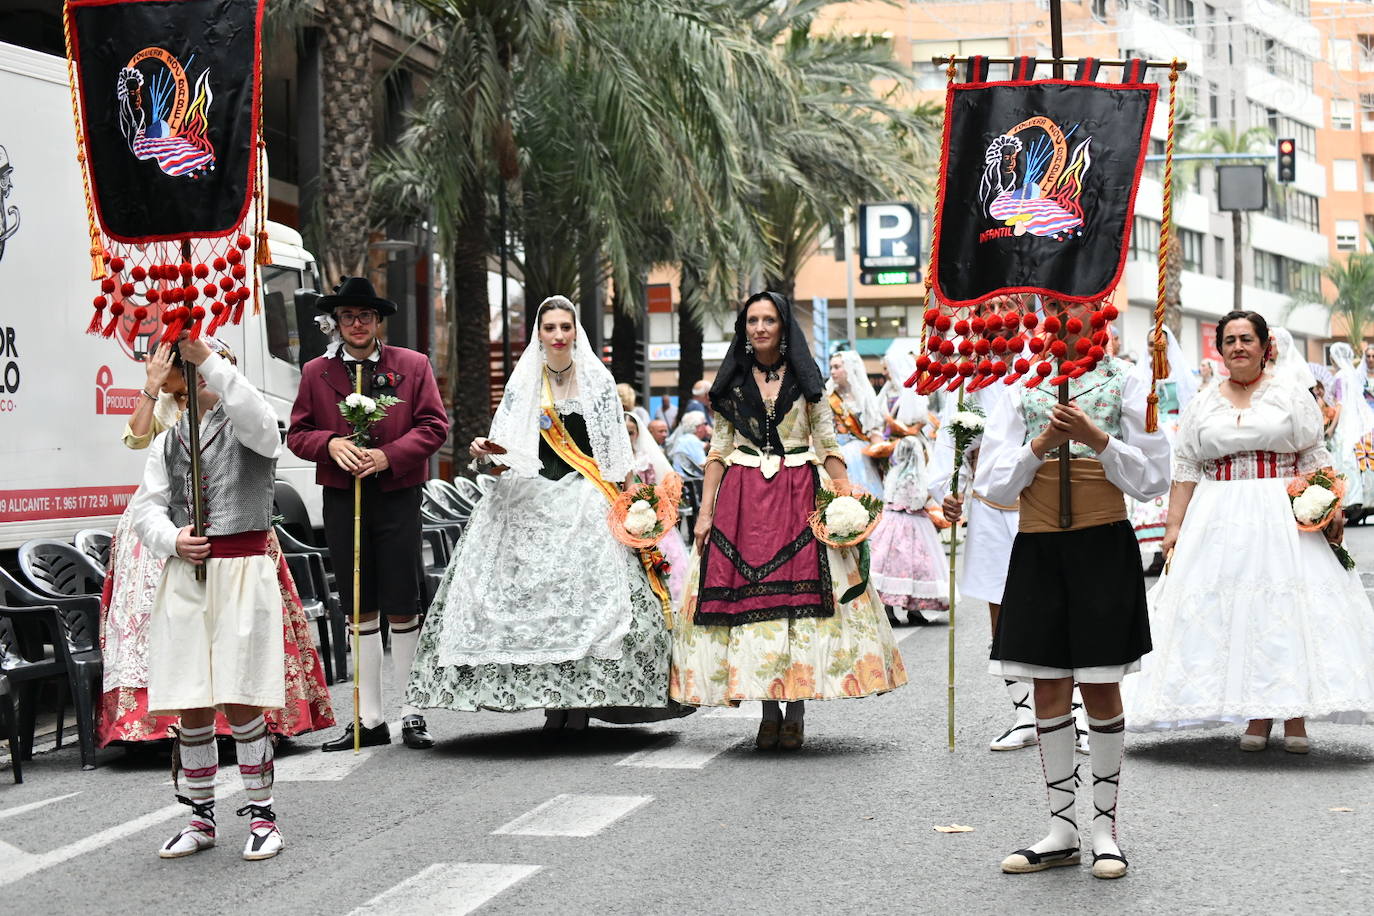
[780,337,788,357]
[745,340,754,355]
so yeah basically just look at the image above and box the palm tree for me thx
[319,0,380,286]
[378,0,786,452]
[1289,241,1374,349]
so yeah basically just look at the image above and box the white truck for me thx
[0,40,325,552]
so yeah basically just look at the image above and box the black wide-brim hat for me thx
[317,276,397,317]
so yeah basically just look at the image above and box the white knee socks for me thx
[175,723,218,838]
[1028,714,1080,855]
[231,715,274,811]
[389,615,423,719]
[1087,713,1126,859]
[356,621,385,728]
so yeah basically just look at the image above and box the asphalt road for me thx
[3,528,1373,914]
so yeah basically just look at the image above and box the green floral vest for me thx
[1017,357,1128,459]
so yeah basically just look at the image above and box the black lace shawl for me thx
[709,292,825,456]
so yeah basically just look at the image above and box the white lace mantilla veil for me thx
[1269,327,1316,393]
[882,338,927,427]
[1330,340,1374,439]
[485,295,635,482]
[828,349,883,433]
[628,413,674,481]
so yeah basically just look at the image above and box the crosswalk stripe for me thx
[0,802,186,889]
[492,794,652,838]
[348,863,541,916]
[703,702,761,718]
[615,733,742,769]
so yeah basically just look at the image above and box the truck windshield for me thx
[262,264,304,365]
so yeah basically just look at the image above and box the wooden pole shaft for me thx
[352,365,363,754]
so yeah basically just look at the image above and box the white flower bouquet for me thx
[1287,468,1355,570]
[338,391,402,445]
[807,480,883,549]
[608,476,682,549]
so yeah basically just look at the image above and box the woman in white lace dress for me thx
[1123,311,1374,752]
[407,296,684,730]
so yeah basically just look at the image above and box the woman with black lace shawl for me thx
[669,292,907,750]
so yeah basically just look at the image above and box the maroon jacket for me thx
[288,344,450,492]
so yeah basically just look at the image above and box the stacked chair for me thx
[1,539,106,771]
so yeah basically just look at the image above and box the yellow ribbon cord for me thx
[538,373,674,628]
[1148,60,1180,433]
[62,4,106,280]
[352,366,363,754]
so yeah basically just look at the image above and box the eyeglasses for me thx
[337,311,378,326]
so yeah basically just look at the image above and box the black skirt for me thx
[989,519,1151,682]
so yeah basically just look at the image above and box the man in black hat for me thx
[288,277,450,750]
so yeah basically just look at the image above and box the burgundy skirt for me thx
[695,463,834,626]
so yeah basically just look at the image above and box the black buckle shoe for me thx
[320,721,391,752]
[401,715,435,749]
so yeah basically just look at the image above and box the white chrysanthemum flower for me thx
[359,395,378,413]
[950,411,986,434]
[824,495,870,537]
[625,499,659,536]
[344,393,364,408]
[1293,484,1336,525]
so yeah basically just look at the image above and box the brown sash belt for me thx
[1018,458,1126,533]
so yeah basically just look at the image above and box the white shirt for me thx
[978,371,1171,506]
[129,353,282,559]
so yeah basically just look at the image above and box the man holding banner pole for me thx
[288,278,449,752]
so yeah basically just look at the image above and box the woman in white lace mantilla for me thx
[1123,311,1374,751]
[406,296,685,729]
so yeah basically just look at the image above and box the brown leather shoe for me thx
[779,720,804,750]
[756,720,781,750]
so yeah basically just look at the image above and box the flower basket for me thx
[608,474,682,549]
[807,480,883,549]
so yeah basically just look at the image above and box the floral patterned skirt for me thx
[670,539,908,705]
[96,530,335,745]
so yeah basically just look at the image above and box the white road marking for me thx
[492,794,653,838]
[0,792,81,821]
[276,745,381,782]
[704,702,761,718]
[348,863,541,915]
[0,802,187,889]
[615,733,743,769]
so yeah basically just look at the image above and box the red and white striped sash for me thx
[1203,450,1298,482]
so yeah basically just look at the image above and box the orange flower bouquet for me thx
[1287,467,1355,569]
[608,474,682,549]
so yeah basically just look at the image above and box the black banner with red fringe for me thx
[930,64,1156,308]
[908,56,1167,400]
[64,0,268,345]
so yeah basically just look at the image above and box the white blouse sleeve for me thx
[975,388,1041,506]
[1170,388,1208,484]
[128,431,180,560]
[1097,372,1173,501]
[1293,383,1335,474]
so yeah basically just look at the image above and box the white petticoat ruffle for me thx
[1122,476,1374,731]
[433,472,634,667]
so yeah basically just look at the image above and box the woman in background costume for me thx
[1329,341,1374,511]
[825,349,885,494]
[670,292,906,751]
[626,411,690,606]
[98,342,333,746]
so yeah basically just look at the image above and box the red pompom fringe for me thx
[86,309,106,335]
[230,298,245,324]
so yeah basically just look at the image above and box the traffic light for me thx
[1276,138,1296,183]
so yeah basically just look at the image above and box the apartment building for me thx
[1313,0,1374,344]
